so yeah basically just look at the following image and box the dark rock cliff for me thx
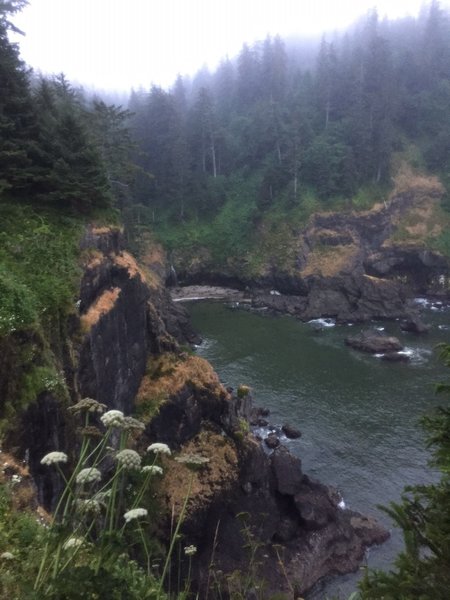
[3,225,388,596]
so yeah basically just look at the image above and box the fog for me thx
[11,0,425,92]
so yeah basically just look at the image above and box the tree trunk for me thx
[210,133,217,178]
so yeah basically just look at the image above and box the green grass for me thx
[0,200,83,336]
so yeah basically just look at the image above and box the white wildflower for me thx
[63,537,84,550]
[142,465,163,475]
[76,499,101,515]
[100,410,125,428]
[116,449,141,470]
[76,467,102,485]
[122,416,145,431]
[184,545,197,557]
[40,451,68,466]
[0,551,14,560]
[175,453,210,471]
[11,474,22,484]
[94,489,111,502]
[69,398,107,415]
[146,443,171,456]
[123,507,148,523]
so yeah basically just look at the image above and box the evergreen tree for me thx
[0,0,37,194]
[360,345,450,599]
[31,76,111,211]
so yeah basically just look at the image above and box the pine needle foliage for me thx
[359,345,450,599]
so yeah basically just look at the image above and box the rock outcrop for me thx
[171,174,450,322]
[3,226,389,597]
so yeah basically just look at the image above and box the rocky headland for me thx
[1,226,389,597]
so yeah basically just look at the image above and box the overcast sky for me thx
[11,0,425,92]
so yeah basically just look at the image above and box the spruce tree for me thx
[360,345,450,599]
[0,0,37,195]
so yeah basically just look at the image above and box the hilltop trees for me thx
[126,2,450,229]
[0,1,134,213]
[0,0,36,194]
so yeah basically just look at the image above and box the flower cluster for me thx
[100,410,125,428]
[122,416,145,432]
[123,508,148,523]
[146,443,171,455]
[94,490,111,504]
[40,451,68,466]
[0,551,14,560]
[142,465,163,475]
[63,537,83,551]
[175,453,210,471]
[77,426,103,439]
[76,499,101,515]
[184,545,197,557]
[116,449,141,470]
[76,467,102,485]
[69,398,107,415]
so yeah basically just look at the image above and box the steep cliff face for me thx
[3,225,197,508]
[3,225,388,596]
[171,174,450,322]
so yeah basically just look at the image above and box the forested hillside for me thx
[126,2,450,270]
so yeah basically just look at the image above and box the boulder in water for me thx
[282,424,302,439]
[345,331,403,354]
[265,433,280,450]
[400,316,430,334]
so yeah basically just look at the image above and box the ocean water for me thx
[187,299,450,598]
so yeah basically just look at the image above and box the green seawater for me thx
[187,299,450,599]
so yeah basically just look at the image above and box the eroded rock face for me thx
[6,227,198,509]
[78,230,199,412]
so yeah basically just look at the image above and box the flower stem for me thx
[159,472,194,595]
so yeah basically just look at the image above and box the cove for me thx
[187,300,449,598]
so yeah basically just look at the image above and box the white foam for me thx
[414,297,429,307]
[398,348,414,357]
[308,318,336,328]
[338,499,346,510]
[398,346,432,364]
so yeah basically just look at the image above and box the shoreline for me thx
[170,284,250,303]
